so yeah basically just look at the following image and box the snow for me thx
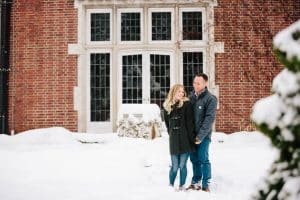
[273,20,300,60]
[117,104,162,123]
[0,127,79,146]
[251,94,282,129]
[272,69,300,98]
[278,177,300,200]
[251,19,300,199]
[0,127,277,200]
[117,104,163,139]
[251,69,300,132]
[281,129,294,141]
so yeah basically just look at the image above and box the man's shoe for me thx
[202,187,210,192]
[186,184,201,190]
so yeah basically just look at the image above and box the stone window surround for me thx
[69,0,224,132]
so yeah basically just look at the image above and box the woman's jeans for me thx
[169,153,189,187]
[190,137,211,189]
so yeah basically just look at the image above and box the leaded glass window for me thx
[150,54,170,108]
[91,13,110,41]
[183,52,203,94]
[121,13,141,41]
[122,55,143,103]
[182,12,202,40]
[90,53,110,121]
[152,12,171,41]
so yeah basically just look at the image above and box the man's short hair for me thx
[194,73,208,82]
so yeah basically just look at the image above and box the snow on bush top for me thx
[117,104,162,123]
[274,20,300,60]
[251,93,299,141]
[251,94,283,129]
[272,69,300,98]
[0,127,79,146]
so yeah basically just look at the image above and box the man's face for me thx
[193,76,207,94]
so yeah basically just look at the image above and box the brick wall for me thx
[8,0,300,133]
[214,0,300,133]
[9,0,78,133]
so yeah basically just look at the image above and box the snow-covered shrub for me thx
[251,20,300,200]
[116,104,162,139]
[117,116,162,139]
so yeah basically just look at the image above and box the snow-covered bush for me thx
[251,20,300,200]
[117,104,162,139]
[117,116,162,139]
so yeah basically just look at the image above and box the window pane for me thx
[90,53,110,121]
[91,13,110,41]
[121,13,141,41]
[182,12,202,40]
[122,55,143,103]
[183,52,203,94]
[150,54,170,108]
[152,12,171,41]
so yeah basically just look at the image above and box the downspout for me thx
[0,0,12,134]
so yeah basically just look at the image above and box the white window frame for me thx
[86,49,113,133]
[148,8,175,43]
[179,48,207,84]
[117,50,175,108]
[86,9,113,45]
[117,8,144,45]
[179,7,207,45]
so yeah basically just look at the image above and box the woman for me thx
[163,84,196,190]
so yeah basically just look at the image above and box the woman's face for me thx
[174,87,185,101]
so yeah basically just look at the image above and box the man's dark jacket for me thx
[189,88,217,141]
[164,101,196,155]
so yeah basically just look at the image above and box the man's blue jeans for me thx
[169,153,189,187]
[190,137,211,188]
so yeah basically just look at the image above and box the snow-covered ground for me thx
[0,127,277,200]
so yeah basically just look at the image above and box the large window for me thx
[151,12,171,40]
[90,53,111,121]
[150,54,170,108]
[121,13,141,41]
[182,12,202,40]
[118,8,143,43]
[119,52,173,108]
[149,8,174,43]
[179,8,205,42]
[87,9,112,44]
[81,4,214,133]
[91,13,110,41]
[122,55,143,103]
[183,52,203,94]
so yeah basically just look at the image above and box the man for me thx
[187,73,217,192]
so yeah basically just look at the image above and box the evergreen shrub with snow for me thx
[251,20,300,200]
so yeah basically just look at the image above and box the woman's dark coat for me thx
[164,101,196,155]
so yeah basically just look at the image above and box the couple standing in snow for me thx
[163,73,217,192]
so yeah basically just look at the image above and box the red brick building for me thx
[5,0,300,134]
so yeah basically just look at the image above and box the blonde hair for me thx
[163,84,189,114]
